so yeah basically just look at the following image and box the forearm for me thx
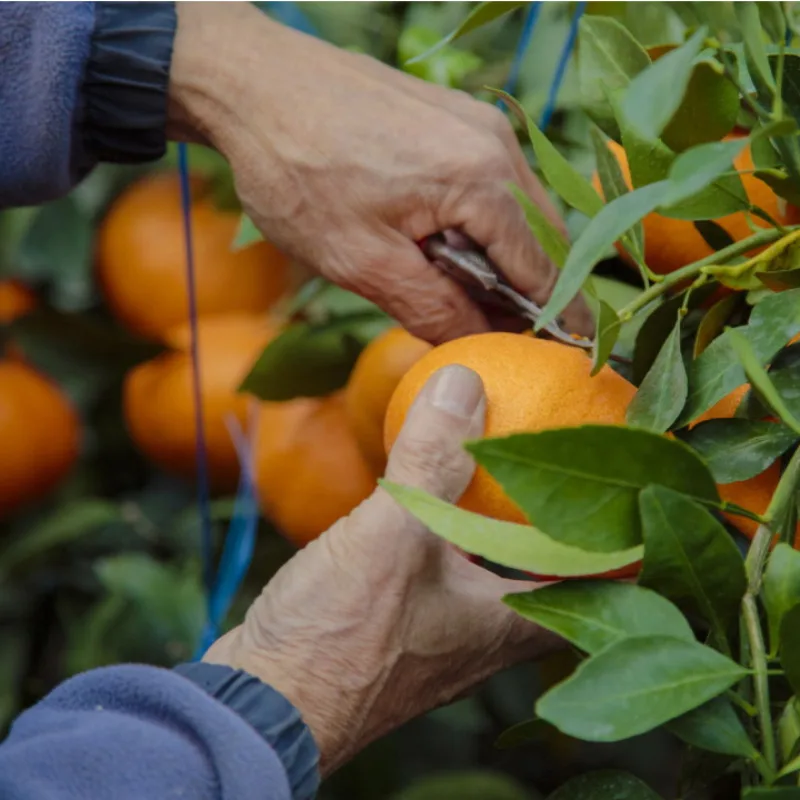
[0,664,319,800]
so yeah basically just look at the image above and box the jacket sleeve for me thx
[0,664,320,800]
[0,2,175,209]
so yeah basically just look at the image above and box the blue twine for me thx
[539,1,586,130]
[262,1,319,37]
[498,2,542,106]
[177,144,214,609]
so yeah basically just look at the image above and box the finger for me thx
[443,181,594,338]
[350,234,492,345]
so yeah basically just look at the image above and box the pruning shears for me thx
[420,233,593,350]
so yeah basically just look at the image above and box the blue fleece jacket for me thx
[0,4,320,797]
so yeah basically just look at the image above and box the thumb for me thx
[383,364,486,502]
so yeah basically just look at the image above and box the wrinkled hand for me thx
[168,3,593,344]
[203,365,557,775]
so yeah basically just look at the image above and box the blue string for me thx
[177,144,215,615]
[539,1,586,130]
[262,1,319,37]
[498,2,542,106]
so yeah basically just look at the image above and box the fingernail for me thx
[426,365,484,418]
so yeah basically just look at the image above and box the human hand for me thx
[167,3,593,344]
[202,364,558,775]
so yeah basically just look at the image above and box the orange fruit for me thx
[0,280,36,324]
[0,361,80,519]
[123,313,277,491]
[385,333,637,526]
[97,172,291,341]
[594,136,784,276]
[255,393,377,548]
[344,327,432,473]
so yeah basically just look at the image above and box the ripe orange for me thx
[594,137,784,276]
[385,333,637,527]
[97,172,291,341]
[0,361,80,518]
[255,393,377,548]
[123,313,277,491]
[0,280,36,324]
[344,327,432,473]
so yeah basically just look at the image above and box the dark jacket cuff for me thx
[83,1,176,163]
[174,662,320,800]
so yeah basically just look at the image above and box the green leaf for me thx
[493,90,603,218]
[680,419,798,484]
[659,137,749,210]
[734,2,776,94]
[754,168,800,209]
[577,16,651,139]
[591,299,621,374]
[661,61,740,153]
[743,789,800,799]
[504,582,693,655]
[239,313,392,401]
[621,27,708,141]
[537,181,671,330]
[665,696,757,758]
[694,220,737,254]
[694,292,741,357]
[775,54,800,127]
[494,718,543,750]
[399,26,482,87]
[546,770,661,800]
[467,425,719,552]
[639,486,747,642]
[626,316,687,433]
[536,635,748,742]
[760,2,787,43]
[0,500,122,575]
[728,327,800,435]
[232,214,263,250]
[591,126,644,257]
[781,604,800,695]
[764,544,800,656]
[509,184,570,268]
[760,267,800,291]
[778,697,800,765]
[393,771,530,800]
[681,288,800,424]
[618,116,675,188]
[404,2,525,65]
[379,481,643,577]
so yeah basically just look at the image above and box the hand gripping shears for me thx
[420,233,593,350]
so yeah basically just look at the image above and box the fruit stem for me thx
[743,592,777,775]
[618,226,800,321]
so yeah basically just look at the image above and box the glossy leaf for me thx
[661,61,740,153]
[728,327,800,435]
[760,268,800,291]
[537,181,670,330]
[681,419,798,484]
[665,696,757,758]
[232,215,263,250]
[240,313,391,401]
[404,2,525,65]
[734,3,776,93]
[764,545,800,656]
[393,771,530,800]
[468,425,719,552]
[639,486,747,640]
[782,604,800,695]
[779,697,800,765]
[577,16,651,139]
[380,481,643,577]
[504,582,693,655]
[399,26,482,87]
[509,184,569,268]
[591,126,644,257]
[546,770,661,800]
[536,635,748,742]
[621,27,708,141]
[680,288,800,424]
[591,299,621,374]
[754,168,800,208]
[493,90,603,218]
[626,316,687,433]
[694,293,740,357]
[619,115,675,189]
